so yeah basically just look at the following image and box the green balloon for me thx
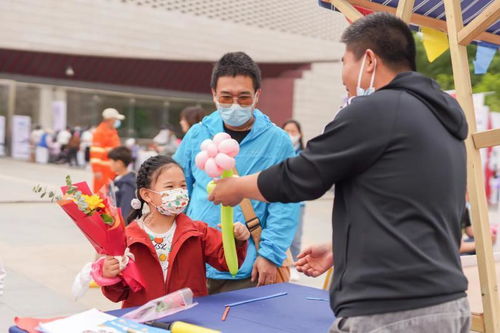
[206,181,216,194]
[221,204,238,276]
[208,170,239,276]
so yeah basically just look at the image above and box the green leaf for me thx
[40,192,46,198]
[101,214,114,225]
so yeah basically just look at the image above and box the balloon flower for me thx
[195,133,240,276]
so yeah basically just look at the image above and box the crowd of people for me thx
[30,125,93,167]
[28,105,208,170]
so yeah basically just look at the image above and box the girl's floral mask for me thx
[148,188,189,216]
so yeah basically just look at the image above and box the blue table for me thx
[10,283,334,332]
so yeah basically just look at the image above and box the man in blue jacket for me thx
[174,52,299,293]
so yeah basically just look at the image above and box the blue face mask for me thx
[114,120,122,128]
[217,103,254,127]
[356,53,377,97]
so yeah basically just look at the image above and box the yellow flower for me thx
[82,194,105,211]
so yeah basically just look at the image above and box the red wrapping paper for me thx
[58,181,144,292]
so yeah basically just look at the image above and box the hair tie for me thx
[131,198,142,210]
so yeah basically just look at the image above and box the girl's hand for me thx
[233,222,250,241]
[102,256,120,278]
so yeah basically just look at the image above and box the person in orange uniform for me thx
[90,108,125,192]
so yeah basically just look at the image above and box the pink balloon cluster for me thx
[195,133,240,178]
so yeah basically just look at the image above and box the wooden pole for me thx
[395,0,415,23]
[323,267,334,290]
[328,0,363,22]
[443,0,500,331]
[348,0,500,45]
[458,1,500,46]
[473,129,500,149]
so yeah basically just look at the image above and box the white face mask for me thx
[148,188,189,216]
[356,53,377,97]
[289,134,301,145]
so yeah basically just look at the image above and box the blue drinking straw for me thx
[305,297,329,302]
[225,292,288,307]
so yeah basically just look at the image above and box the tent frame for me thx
[327,0,500,331]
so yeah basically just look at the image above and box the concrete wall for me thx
[0,0,349,142]
[293,62,345,143]
[0,0,346,62]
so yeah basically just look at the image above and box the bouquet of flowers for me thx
[34,176,144,296]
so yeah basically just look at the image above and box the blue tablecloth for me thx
[10,283,334,332]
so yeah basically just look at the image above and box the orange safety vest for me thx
[90,122,120,193]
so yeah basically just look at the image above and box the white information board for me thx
[11,115,31,160]
[0,116,5,156]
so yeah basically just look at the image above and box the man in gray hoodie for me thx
[208,12,470,333]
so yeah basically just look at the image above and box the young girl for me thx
[102,155,249,308]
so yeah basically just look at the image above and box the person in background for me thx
[282,119,305,281]
[34,128,48,164]
[36,129,57,164]
[67,129,81,167]
[81,126,94,167]
[283,120,304,153]
[55,126,72,164]
[90,108,124,192]
[108,146,136,222]
[125,138,140,171]
[460,205,497,254]
[153,125,178,156]
[56,126,72,151]
[30,125,44,162]
[179,106,206,135]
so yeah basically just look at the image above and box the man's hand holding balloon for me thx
[208,173,266,206]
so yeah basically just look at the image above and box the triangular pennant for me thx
[421,27,449,62]
[474,43,498,74]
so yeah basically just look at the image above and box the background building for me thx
[0,0,349,157]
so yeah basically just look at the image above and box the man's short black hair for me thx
[108,146,133,166]
[341,12,416,71]
[210,52,262,92]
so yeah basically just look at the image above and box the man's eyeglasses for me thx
[216,94,255,107]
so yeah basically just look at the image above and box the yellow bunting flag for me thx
[421,27,449,62]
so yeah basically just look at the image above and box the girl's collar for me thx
[138,213,176,233]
